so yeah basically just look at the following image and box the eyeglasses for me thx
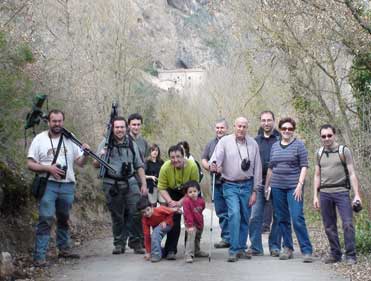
[280,127,294,132]
[321,134,333,139]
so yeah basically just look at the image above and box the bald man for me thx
[211,117,262,262]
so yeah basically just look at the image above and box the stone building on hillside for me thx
[155,68,205,94]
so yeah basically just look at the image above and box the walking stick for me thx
[209,171,216,262]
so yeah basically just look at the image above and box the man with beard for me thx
[27,110,90,266]
[157,144,199,260]
[211,117,262,262]
[248,111,282,257]
[201,118,230,248]
[94,116,147,255]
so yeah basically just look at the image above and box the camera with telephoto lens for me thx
[241,158,250,171]
[56,164,67,179]
[121,162,132,178]
[352,200,362,213]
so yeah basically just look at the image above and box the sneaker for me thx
[346,258,357,265]
[247,248,263,256]
[58,249,80,259]
[195,251,208,258]
[151,255,161,263]
[214,240,230,248]
[270,249,280,257]
[166,251,176,260]
[279,247,293,260]
[34,259,48,267]
[237,251,252,260]
[303,254,313,263]
[112,246,125,255]
[185,255,193,263]
[323,255,341,264]
[227,254,238,262]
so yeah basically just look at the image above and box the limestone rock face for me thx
[130,0,235,69]
[0,252,14,279]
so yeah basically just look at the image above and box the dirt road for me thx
[49,208,346,281]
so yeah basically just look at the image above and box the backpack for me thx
[317,145,350,189]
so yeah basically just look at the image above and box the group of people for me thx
[27,109,362,267]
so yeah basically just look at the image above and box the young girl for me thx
[145,144,164,206]
[182,180,208,263]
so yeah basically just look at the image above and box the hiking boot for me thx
[237,250,252,260]
[195,251,208,258]
[133,246,145,254]
[279,247,293,260]
[58,249,80,259]
[303,254,313,263]
[34,259,48,267]
[185,255,193,263]
[112,245,125,255]
[270,249,280,257]
[346,258,357,265]
[227,254,238,262]
[323,255,341,264]
[247,248,263,256]
[151,255,161,263]
[166,251,176,260]
[214,240,230,248]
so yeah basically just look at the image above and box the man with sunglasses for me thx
[313,124,361,265]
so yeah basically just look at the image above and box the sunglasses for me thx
[280,127,294,132]
[321,134,333,139]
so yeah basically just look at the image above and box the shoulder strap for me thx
[317,146,324,166]
[45,136,64,180]
[128,137,137,162]
[338,145,350,189]
[338,145,346,164]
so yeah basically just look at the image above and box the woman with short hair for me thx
[264,117,313,263]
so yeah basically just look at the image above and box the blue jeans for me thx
[151,224,172,258]
[223,179,253,255]
[213,183,229,243]
[249,188,282,253]
[320,192,356,260]
[271,187,313,255]
[34,181,75,261]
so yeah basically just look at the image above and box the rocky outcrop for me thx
[167,0,209,14]
[131,0,235,69]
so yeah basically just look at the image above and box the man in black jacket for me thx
[248,111,282,256]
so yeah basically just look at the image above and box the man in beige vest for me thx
[313,124,361,265]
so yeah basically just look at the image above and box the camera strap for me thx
[235,138,250,161]
[48,135,66,179]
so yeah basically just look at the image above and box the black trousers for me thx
[163,188,184,256]
[163,212,181,256]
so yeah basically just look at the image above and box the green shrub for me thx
[354,212,371,254]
